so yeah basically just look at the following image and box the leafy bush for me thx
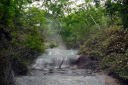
[61,6,106,48]
[0,6,46,76]
[8,7,46,75]
[80,26,128,79]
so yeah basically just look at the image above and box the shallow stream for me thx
[15,47,119,85]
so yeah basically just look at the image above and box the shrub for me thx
[79,26,128,79]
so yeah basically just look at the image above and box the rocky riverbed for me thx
[15,47,120,85]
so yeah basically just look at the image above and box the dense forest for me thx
[0,0,128,85]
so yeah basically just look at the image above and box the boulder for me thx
[75,55,99,70]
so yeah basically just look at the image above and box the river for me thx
[15,25,120,85]
[15,46,120,85]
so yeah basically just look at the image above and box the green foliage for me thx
[44,0,69,17]
[49,43,57,48]
[0,0,128,83]
[105,0,128,28]
[80,26,128,79]
[9,7,46,75]
[61,6,107,48]
[0,0,46,77]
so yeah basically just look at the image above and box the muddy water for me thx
[15,47,119,85]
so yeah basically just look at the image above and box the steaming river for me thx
[15,26,119,85]
[15,47,119,85]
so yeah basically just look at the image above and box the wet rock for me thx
[101,75,120,85]
[48,69,54,73]
[75,55,99,70]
